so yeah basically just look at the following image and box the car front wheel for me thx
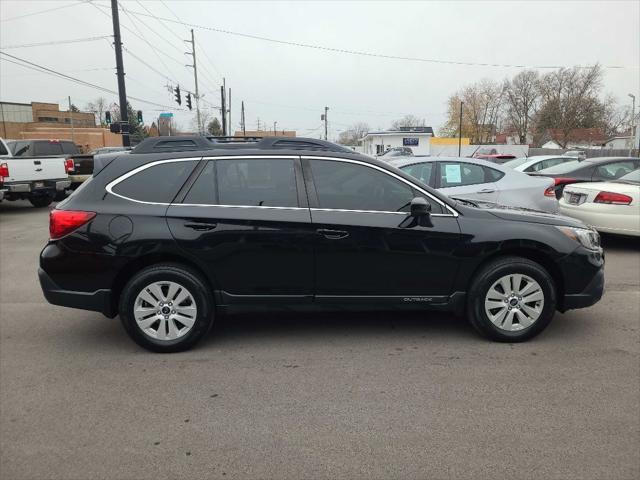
[467,256,557,342]
[119,264,214,352]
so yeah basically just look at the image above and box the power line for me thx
[0,51,183,111]
[1,1,83,22]
[0,35,112,49]
[115,9,636,70]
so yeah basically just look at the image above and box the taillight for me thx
[49,210,96,240]
[64,158,75,173]
[555,177,577,186]
[594,191,632,205]
[544,186,556,197]
[0,162,9,178]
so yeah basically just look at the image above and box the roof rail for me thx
[131,135,354,154]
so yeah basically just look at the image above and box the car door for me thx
[436,161,499,203]
[166,156,315,303]
[302,157,461,301]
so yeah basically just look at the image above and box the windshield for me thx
[502,157,529,168]
[616,169,640,183]
[538,160,581,174]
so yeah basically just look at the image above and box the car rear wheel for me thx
[119,264,214,352]
[467,256,556,342]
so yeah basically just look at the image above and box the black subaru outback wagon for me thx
[39,136,604,352]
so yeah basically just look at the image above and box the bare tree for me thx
[535,65,604,147]
[504,70,539,144]
[441,79,504,143]
[600,94,632,139]
[337,122,370,146]
[390,115,425,129]
[85,97,107,126]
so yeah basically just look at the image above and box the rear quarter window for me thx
[111,160,198,203]
[485,167,505,181]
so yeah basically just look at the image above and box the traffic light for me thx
[105,111,111,125]
[137,110,143,124]
[174,85,181,105]
[186,93,192,111]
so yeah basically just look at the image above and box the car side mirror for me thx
[410,197,431,217]
[400,197,433,228]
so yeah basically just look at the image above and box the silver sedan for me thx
[389,156,558,213]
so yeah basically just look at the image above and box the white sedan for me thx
[502,155,577,173]
[559,169,640,236]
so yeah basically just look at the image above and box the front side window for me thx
[400,162,434,186]
[112,160,198,203]
[310,159,417,212]
[216,158,298,207]
[439,162,486,188]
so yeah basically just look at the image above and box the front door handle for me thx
[184,222,217,231]
[477,188,496,194]
[317,228,349,240]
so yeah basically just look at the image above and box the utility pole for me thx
[629,93,636,155]
[228,88,232,136]
[241,101,246,136]
[458,101,464,156]
[110,0,130,147]
[68,96,75,143]
[257,117,261,132]
[185,29,202,134]
[323,106,329,140]
[274,121,277,135]
[220,85,227,136]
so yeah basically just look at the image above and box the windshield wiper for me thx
[451,197,479,207]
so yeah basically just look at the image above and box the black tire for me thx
[29,195,53,208]
[54,190,67,201]
[119,263,214,352]
[467,256,557,342]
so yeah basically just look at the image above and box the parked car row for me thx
[379,151,639,237]
[0,137,130,207]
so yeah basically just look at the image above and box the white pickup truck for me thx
[0,138,72,207]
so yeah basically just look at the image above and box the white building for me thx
[361,127,434,156]
[603,136,633,150]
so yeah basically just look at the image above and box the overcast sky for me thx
[1,0,639,139]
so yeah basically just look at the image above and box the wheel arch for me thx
[109,252,216,316]
[466,246,565,305]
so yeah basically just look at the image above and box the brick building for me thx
[0,101,121,152]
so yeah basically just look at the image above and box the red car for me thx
[473,148,516,164]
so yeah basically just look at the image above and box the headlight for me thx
[556,226,600,250]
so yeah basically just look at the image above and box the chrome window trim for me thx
[302,155,459,217]
[105,155,301,206]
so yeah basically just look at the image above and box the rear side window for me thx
[400,162,434,186]
[485,167,505,181]
[439,162,486,187]
[184,161,216,204]
[112,160,198,203]
[593,161,638,180]
[216,158,298,207]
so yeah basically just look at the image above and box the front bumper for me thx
[561,265,604,311]
[38,268,115,317]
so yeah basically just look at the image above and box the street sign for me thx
[159,112,174,118]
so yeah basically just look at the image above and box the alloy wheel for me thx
[133,281,198,341]
[484,274,544,332]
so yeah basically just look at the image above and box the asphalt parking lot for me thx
[1,199,638,480]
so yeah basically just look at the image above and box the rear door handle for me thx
[477,188,496,194]
[184,222,217,231]
[317,228,349,240]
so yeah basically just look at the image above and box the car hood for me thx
[460,200,586,228]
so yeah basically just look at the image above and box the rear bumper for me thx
[38,267,115,317]
[561,266,605,311]
[4,179,70,193]
[68,174,91,185]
